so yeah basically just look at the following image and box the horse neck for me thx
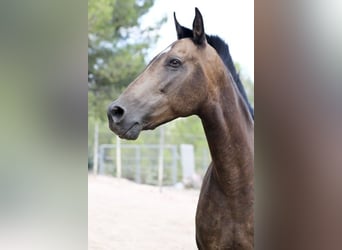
[199,69,254,200]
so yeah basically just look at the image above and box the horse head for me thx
[107,8,223,139]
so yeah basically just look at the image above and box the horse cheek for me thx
[171,80,206,116]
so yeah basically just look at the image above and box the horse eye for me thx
[168,58,181,68]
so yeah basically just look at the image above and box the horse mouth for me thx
[109,122,142,140]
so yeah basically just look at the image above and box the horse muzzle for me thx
[107,103,143,140]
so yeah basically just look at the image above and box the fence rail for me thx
[99,144,179,186]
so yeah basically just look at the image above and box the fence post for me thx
[158,127,165,192]
[98,145,104,174]
[135,145,141,183]
[116,135,122,178]
[180,144,195,185]
[171,146,177,185]
[93,122,99,175]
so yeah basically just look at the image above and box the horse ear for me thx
[192,8,206,45]
[174,12,193,39]
[174,12,183,39]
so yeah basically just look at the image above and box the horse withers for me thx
[107,8,254,250]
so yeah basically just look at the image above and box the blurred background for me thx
[0,0,87,249]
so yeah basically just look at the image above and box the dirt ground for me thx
[88,175,200,250]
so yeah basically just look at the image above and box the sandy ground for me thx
[88,175,200,250]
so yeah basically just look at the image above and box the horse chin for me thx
[119,123,142,140]
[109,122,142,140]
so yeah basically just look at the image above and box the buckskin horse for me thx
[107,8,254,250]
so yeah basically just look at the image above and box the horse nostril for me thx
[109,105,125,123]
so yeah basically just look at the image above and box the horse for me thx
[107,8,254,250]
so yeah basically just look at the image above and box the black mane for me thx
[174,22,254,119]
[207,35,254,119]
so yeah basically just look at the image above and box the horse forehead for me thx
[170,39,197,54]
[171,39,216,59]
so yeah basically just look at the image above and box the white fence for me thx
[98,144,179,185]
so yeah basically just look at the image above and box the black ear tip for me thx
[194,7,203,20]
[174,12,179,25]
[192,7,205,45]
